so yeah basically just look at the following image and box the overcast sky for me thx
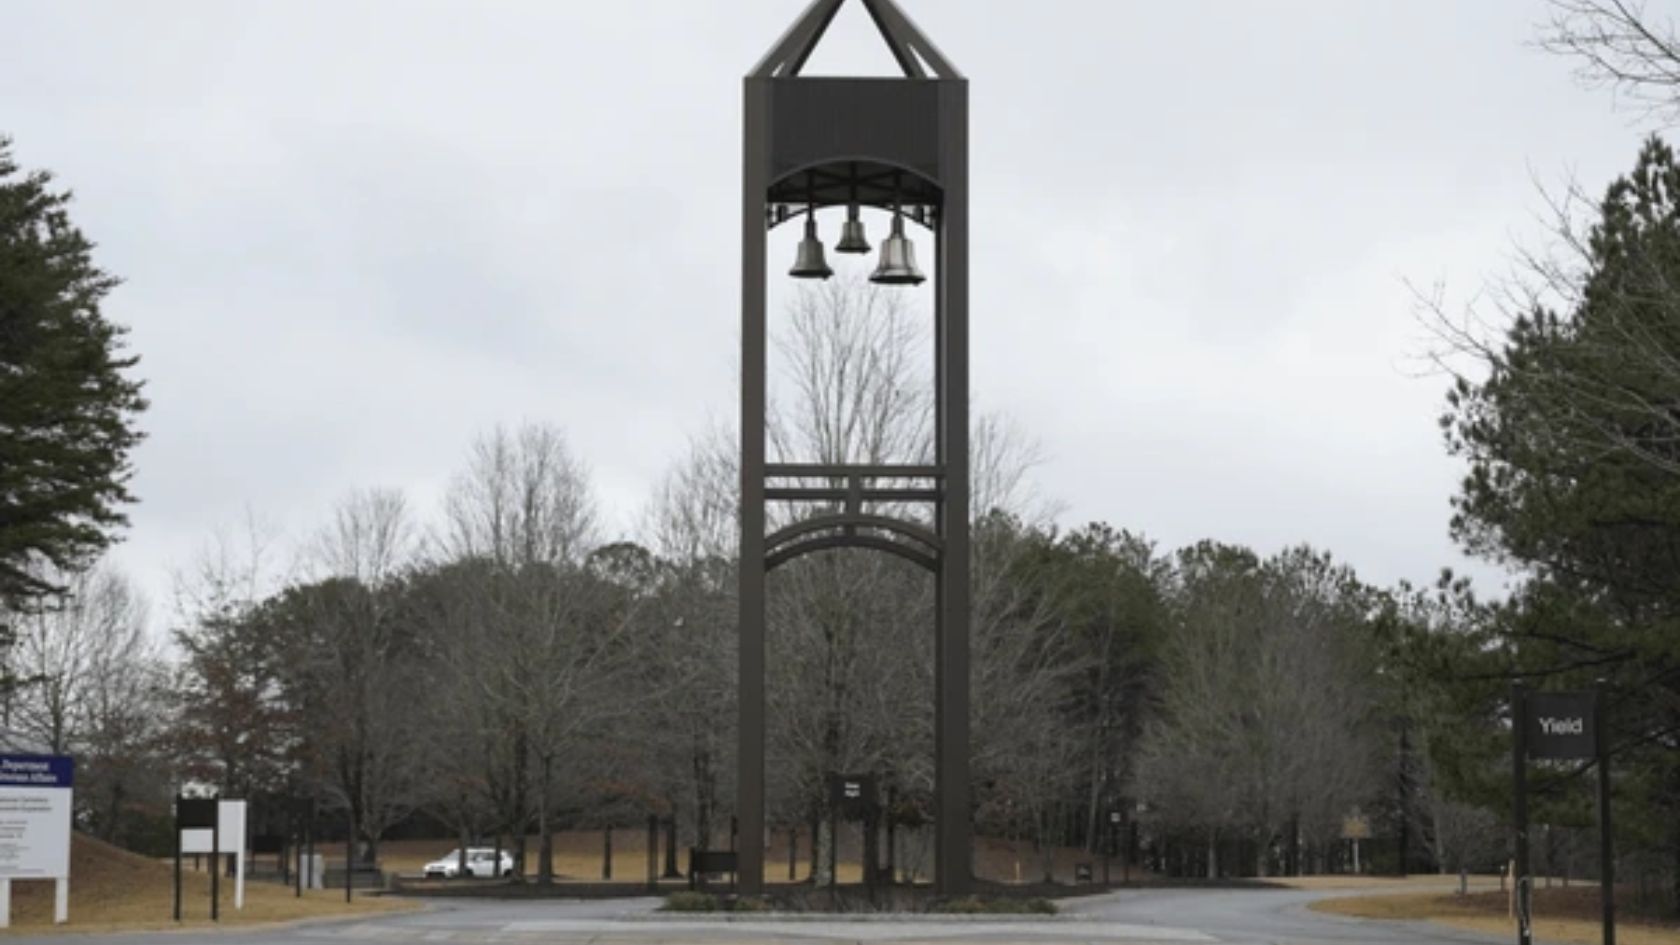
[4,0,1658,626]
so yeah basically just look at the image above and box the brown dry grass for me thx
[1312,886,1680,945]
[381,831,1135,886]
[0,833,415,936]
[1273,873,1504,891]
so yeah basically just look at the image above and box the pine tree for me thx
[0,137,147,609]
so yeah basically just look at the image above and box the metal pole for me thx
[305,801,315,894]
[1514,684,1532,945]
[294,800,302,898]
[1597,683,1615,945]
[173,798,182,921]
[345,809,354,904]
[210,802,220,923]
[933,77,973,900]
[737,73,770,899]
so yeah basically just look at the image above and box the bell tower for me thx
[737,0,970,896]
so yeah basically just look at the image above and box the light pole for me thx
[738,0,971,896]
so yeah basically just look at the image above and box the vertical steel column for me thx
[1597,684,1615,945]
[934,79,971,896]
[737,76,771,897]
[1513,685,1532,945]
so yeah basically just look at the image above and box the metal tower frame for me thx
[738,0,970,897]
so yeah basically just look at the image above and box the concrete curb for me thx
[635,911,1080,923]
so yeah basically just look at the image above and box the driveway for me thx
[0,885,1517,945]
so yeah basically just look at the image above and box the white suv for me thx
[423,848,514,878]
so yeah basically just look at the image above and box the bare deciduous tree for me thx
[1540,1,1680,123]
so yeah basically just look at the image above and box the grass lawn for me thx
[1312,884,1680,945]
[379,831,1140,887]
[1274,873,1504,891]
[1,833,416,936]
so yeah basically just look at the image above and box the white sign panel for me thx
[0,756,73,879]
[179,799,247,910]
[180,800,246,854]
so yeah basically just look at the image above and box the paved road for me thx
[1068,886,1511,945]
[0,886,1519,945]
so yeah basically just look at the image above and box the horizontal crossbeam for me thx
[766,463,943,479]
[766,487,939,503]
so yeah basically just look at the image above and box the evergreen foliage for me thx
[0,137,146,608]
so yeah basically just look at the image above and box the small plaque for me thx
[827,773,879,817]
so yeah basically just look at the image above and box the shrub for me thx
[935,896,1057,915]
[661,891,718,912]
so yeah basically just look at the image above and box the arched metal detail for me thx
[765,533,938,573]
[765,512,943,557]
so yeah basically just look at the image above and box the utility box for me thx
[297,853,325,890]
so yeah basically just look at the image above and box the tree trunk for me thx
[809,809,821,880]
[816,815,835,887]
[511,727,529,878]
[1037,810,1055,883]
[863,811,880,885]
[663,814,679,878]
[1207,829,1218,879]
[537,756,554,885]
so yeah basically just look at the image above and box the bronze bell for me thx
[789,213,833,280]
[870,213,924,286]
[835,204,871,254]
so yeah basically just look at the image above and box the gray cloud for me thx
[2,0,1649,620]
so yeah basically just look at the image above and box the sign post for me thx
[174,797,215,921]
[1596,685,1615,945]
[177,798,247,920]
[1341,812,1371,874]
[0,756,74,927]
[1512,686,1532,945]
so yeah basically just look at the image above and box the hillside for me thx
[2,833,411,934]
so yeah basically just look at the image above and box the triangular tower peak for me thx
[750,0,962,80]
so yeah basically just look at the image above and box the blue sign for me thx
[0,756,73,788]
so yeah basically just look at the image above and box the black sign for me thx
[690,849,737,875]
[826,773,879,817]
[177,797,219,829]
[1526,691,1597,760]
